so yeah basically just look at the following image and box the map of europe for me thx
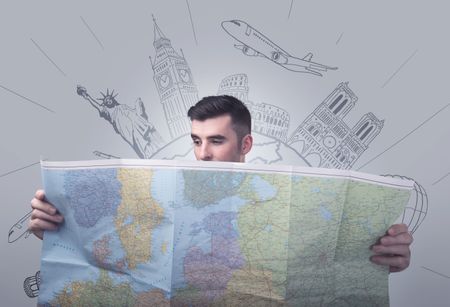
[38,159,413,306]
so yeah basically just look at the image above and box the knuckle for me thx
[28,219,38,231]
[402,232,413,244]
[400,257,410,269]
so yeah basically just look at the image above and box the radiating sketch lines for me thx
[30,38,67,77]
[185,0,198,45]
[381,49,418,88]
[422,266,450,279]
[432,172,450,186]
[80,16,104,50]
[0,161,40,179]
[357,102,450,170]
[288,0,294,19]
[336,32,344,45]
[0,84,55,113]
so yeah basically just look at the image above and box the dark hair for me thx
[187,95,251,143]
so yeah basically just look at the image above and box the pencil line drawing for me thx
[381,174,428,233]
[422,266,450,279]
[30,38,67,77]
[0,161,40,179]
[381,49,418,88]
[8,211,32,243]
[23,271,40,298]
[150,16,199,139]
[93,151,120,159]
[288,0,294,19]
[221,19,337,76]
[432,172,450,186]
[357,102,450,170]
[336,32,344,45]
[288,82,383,169]
[0,84,55,113]
[80,16,105,50]
[77,86,165,159]
[217,73,290,142]
[185,0,198,45]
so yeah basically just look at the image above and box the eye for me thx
[192,138,201,146]
[211,138,224,144]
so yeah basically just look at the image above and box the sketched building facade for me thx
[150,17,199,139]
[217,73,249,101]
[288,82,384,169]
[217,73,290,142]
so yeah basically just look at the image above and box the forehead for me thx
[191,114,235,137]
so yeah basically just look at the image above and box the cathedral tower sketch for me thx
[150,16,199,139]
[288,82,384,169]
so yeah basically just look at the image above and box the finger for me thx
[380,232,413,246]
[31,197,58,216]
[28,218,59,237]
[31,208,64,224]
[34,189,46,200]
[370,255,409,271]
[28,225,43,240]
[389,266,405,273]
[371,244,410,257]
[387,223,408,236]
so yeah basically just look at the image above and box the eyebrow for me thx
[207,135,226,140]
[190,134,226,140]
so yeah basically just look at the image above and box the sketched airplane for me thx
[221,20,337,76]
[8,211,32,243]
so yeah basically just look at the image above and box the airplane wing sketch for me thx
[221,20,338,77]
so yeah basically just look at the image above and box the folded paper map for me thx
[38,159,414,306]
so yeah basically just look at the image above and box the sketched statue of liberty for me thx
[77,85,165,158]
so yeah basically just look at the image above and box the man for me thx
[29,95,413,272]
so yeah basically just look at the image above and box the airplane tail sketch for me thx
[93,151,120,159]
[77,85,165,159]
[303,52,313,61]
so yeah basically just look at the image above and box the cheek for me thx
[193,147,201,159]
[219,145,239,160]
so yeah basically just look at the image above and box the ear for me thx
[240,134,253,156]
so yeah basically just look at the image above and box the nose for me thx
[198,143,212,161]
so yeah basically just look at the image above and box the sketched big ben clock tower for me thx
[150,16,199,139]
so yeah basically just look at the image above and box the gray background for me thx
[1,0,449,306]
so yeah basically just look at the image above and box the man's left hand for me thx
[370,223,413,273]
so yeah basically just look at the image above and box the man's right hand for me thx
[29,189,64,240]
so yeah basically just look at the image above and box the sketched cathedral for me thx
[217,73,290,142]
[288,82,384,169]
[150,16,199,139]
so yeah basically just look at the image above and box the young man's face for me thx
[190,114,252,162]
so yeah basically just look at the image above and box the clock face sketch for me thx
[178,69,191,83]
[158,73,172,90]
[323,135,336,148]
